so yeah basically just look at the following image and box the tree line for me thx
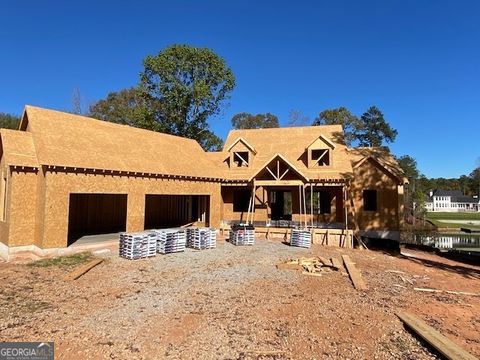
[1,43,477,204]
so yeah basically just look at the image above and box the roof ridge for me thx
[25,105,201,146]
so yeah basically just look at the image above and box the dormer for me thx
[306,135,336,168]
[227,138,257,168]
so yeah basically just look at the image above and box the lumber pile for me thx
[229,224,255,246]
[186,227,217,250]
[119,232,157,260]
[289,229,312,248]
[277,256,340,276]
[154,228,187,254]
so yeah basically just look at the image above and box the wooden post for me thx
[310,183,314,228]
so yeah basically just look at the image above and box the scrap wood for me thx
[330,257,343,270]
[276,263,303,271]
[400,276,414,285]
[386,269,406,274]
[302,271,322,277]
[318,256,331,266]
[414,287,480,297]
[342,255,367,291]
[63,258,104,281]
[244,350,286,356]
[396,311,478,360]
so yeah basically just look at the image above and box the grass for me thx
[426,212,480,221]
[28,252,94,268]
[425,212,480,230]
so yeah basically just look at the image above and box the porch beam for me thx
[254,180,305,186]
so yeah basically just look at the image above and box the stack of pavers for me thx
[154,228,187,254]
[186,227,217,250]
[290,229,312,248]
[119,231,157,260]
[229,223,255,246]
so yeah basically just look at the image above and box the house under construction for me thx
[0,106,407,259]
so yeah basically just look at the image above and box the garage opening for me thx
[144,195,210,229]
[67,193,127,246]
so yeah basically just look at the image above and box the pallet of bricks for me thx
[186,227,216,250]
[229,224,255,246]
[290,229,312,248]
[119,232,157,260]
[154,228,187,254]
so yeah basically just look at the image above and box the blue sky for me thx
[1,0,479,178]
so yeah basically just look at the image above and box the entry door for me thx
[270,190,292,221]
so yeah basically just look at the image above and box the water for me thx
[413,233,480,251]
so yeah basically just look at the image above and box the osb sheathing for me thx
[349,159,400,230]
[7,169,39,247]
[40,170,221,248]
[219,126,354,181]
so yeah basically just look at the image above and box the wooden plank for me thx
[342,255,367,290]
[318,256,331,266]
[414,288,480,297]
[396,311,478,360]
[331,257,343,270]
[63,258,104,281]
[302,271,322,277]
[276,263,303,271]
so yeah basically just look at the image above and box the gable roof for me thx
[0,129,39,168]
[306,134,336,150]
[248,153,309,182]
[226,137,257,154]
[220,126,353,181]
[348,147,408,184]
[20,106,223,179]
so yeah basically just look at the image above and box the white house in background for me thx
[424,189,479,212]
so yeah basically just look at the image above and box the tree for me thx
[397,155,420,180]
[231,112,279,129]
[356,106,397,147]
[0,113,20,129]
[140,44,235,149]
[467,167,480,196]
[89,88,158,130]
[312,107,360,146]
[287,109,310,127]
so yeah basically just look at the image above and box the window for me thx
[363,190,377,211]
[233,151,249,167]
[306,189,331,214]
[233,190,251,212]
[311,149,330,166]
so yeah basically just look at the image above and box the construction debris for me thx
[186,227,217,250]
[413,287,480,297]
[63,258,104,281]
[119,232,157,260]
[289,229,312,248]
[342,255,367,290]
[230,224,255,246]
[277,256,340,276]
[396,311,478,360]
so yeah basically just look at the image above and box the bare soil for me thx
[1,238,479,359]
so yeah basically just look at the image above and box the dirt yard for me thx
[1,238,479,359]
